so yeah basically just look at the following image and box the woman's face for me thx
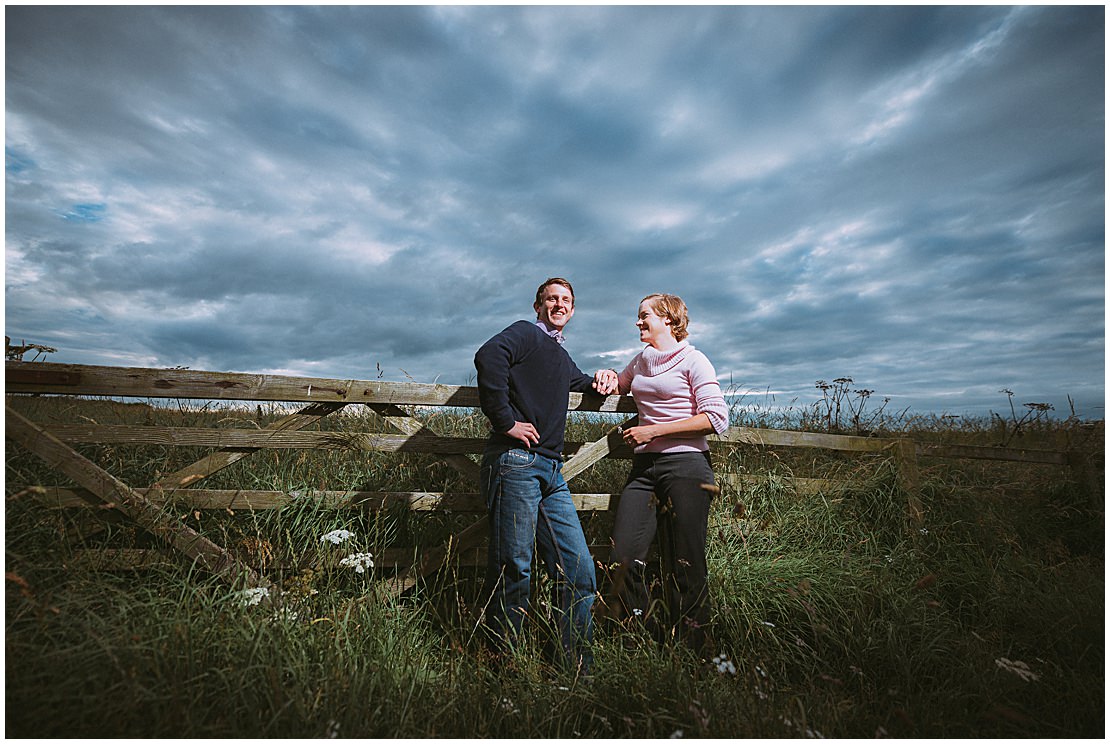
[636,300,673,348]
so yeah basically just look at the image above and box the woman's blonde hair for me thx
[642,293,689,341]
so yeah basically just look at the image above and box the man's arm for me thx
[567,359,595,395]
[474,322,540,447]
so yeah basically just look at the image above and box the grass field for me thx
[4,393,1104,738]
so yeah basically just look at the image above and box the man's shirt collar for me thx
[535,320,565,344]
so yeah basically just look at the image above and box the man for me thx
[474,277,618,674]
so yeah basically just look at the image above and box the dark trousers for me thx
[607,451,715,652]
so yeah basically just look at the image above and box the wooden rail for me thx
[6,407,269,589]
[5,361,638,412]
[6,361,1080,591]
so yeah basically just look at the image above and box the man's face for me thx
[534,283,575,330]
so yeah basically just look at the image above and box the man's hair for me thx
[535,277,576,308]
[642,293,690,341]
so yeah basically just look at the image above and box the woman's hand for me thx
[621,414,715,447]
[621,425,659,447]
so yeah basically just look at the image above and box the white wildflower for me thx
[288,490,303,500]
[995,657,1040,682]
[320,529,353,545]
[762,621,775,628]
[669,730,684,739]
[339,552,375,574]
[633,608,644,617]
[782,716,825,739]
[324,719,340,738]
[711,653,738,675]
[269,607,300,623]
[918,527,929,535]
[499,697,519,715]
[235,587,270,607]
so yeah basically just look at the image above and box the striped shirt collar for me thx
[535,320,565,344]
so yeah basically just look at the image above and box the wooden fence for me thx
[5,360,1082,597]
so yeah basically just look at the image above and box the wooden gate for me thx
[8,360,1080,597]
[6,361,640,596]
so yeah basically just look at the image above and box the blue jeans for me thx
[480,447,596,672]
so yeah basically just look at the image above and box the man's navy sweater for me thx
[474,320,594,460]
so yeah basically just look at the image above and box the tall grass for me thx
[4,394,1103,737]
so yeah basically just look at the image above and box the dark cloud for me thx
[4,6,1103,417]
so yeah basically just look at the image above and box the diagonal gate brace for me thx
[62,401,350,549]
[365,403,482,595]
[154,401,349,490]
[6,406,268,590]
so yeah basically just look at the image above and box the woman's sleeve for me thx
[689,354,730,435]
[616,357,638,396]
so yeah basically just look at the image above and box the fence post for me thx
[1066,449,1103,512]
[894,438,924,525]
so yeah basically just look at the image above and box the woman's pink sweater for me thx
[616,340,730,454]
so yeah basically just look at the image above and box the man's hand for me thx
[592,369,619,395]
[505,421,540,448]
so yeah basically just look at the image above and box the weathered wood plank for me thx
[917,442,1067,465]
[5,406,267,589]
[36,487,616,512]
[360,403,484,595]
[38,423,639,461]
[153,401,347,490]
[717,426,897,453]
[893,438,924,524]
[383,517,488,595]
[41,424,490,453]
[562,416,638,481]
[5,361,637,412]
[366,403,480,480]
[718,474,852,497]
[69,544,618,571]
[6,367,81,386]
[28,420,1074,467]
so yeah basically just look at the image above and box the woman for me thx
[606,293,730,652]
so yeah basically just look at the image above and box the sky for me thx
[4,5,1105,421]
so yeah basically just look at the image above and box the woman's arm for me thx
[621,413,714,447]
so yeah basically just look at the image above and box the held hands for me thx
[505,420,540,448]
[592,369,619,395]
